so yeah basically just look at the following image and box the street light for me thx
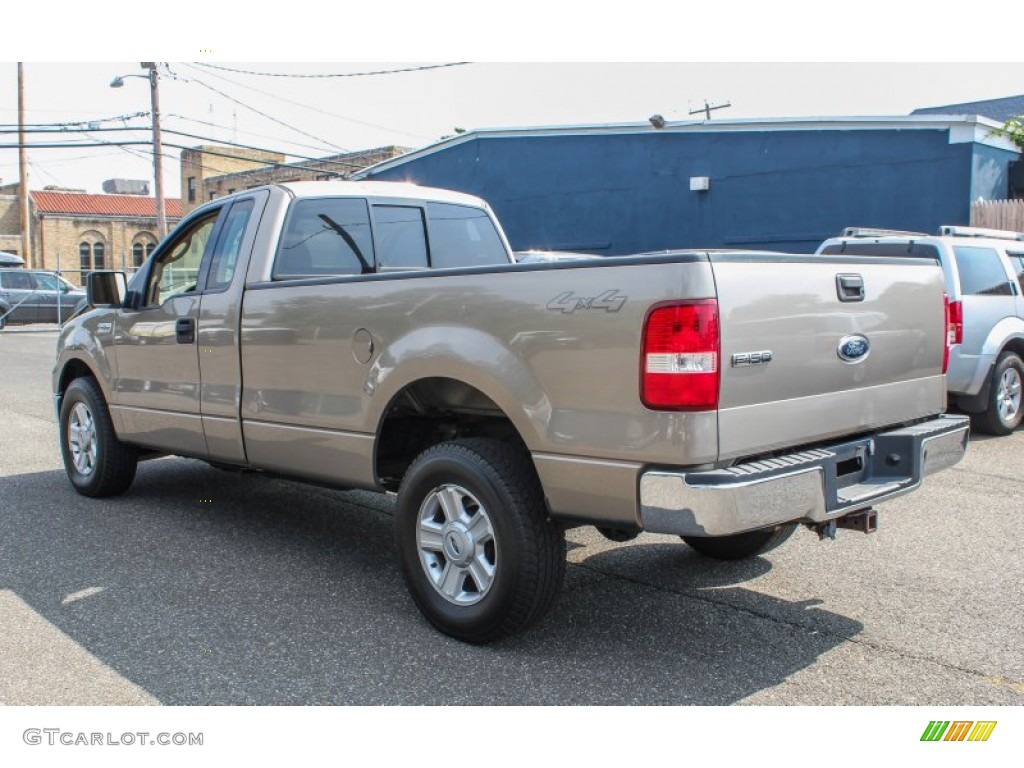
[110,62,167,240]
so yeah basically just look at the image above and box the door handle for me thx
[836,274,865,302]
[175,317,196,344]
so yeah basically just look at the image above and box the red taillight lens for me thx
[948,299,963,346]
[641,300,720,410]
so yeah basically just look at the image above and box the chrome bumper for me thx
[639,414,970,537]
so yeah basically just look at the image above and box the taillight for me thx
[948,299,963,346]
[641,300,720,410]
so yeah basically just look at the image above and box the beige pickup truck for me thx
[54,181,969,642]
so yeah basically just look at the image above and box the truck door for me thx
[194,191,268,463]
[111,206,226,456]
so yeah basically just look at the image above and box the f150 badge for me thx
[731,351,773,367]
[837,335,870,363]
[547,290,627,314]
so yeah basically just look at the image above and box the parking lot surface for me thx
[1,327,1022,705]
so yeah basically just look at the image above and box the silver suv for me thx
[0,269,88,330]
[817,226,1024,435]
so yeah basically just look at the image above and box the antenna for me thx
[689,100,732,121]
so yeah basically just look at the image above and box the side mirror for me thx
[87,271,127,308]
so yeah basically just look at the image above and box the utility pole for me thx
[17,63,32,268]
[143,62,168,240]
[689,100,732,121]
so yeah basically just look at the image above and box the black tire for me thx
[972,351,1024,436]
[59,377,138,497]
[682,523,797,561]
[394,438,565,643]
[0,308,8,330]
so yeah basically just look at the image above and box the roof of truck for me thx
[279,180,489,208]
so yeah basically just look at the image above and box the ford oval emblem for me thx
[838,335,870,363]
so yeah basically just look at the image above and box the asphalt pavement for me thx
[1,327,1022,705]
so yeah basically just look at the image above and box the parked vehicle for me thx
[817,226,1024,434]
[53,182,968,642]
[0,268,88,329]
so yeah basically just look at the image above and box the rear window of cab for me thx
[272,198,508,280]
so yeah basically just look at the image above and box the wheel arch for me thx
[374,376,535,492]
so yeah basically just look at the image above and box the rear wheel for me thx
[59,377,138,497]
[682,523,797,561]
[973,352,1024,436]
[395,438,565,643]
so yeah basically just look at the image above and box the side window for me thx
[1008,252,1024,295]
[4,271,33,290]
[952,246,1014,296]
[274,198,374,279]
[32,273,60,291]
[374,206,428,270]
[205,199,255,292]
[146,212,219,306]
[427,203,509,268]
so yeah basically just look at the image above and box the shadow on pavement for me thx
[0,459,862,705]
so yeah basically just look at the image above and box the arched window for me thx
[92,242,105,270]
[79,242,91,272]
[132,233,157,268]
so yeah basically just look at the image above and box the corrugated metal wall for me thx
[367,128,1012,254]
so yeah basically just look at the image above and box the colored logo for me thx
[920,721,997,742]
[837,334,870,363]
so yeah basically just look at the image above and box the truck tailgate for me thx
[710,254,947,461]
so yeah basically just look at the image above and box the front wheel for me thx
[59,377,138,497]
[682,523,797,561]
[973,352,1024,436]
[394,438,565,643]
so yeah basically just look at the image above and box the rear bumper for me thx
[639,414,969,537]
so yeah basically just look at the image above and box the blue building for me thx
[356,114,1022,255]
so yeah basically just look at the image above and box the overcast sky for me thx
[1,3,1022,198]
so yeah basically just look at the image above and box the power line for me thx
[190,62,470,79]
[176,63,431,141]
[165,113,347,156]
[173,71,349,154]
[0,126,373,170]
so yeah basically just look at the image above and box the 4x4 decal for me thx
[547,290,627,314]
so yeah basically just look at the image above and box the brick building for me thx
[179,145,408,215]
[0,193,21,256]
[0,184,182,283]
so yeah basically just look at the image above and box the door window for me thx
[274,198,374,278]
[146,211,219,306]
[206,199,255,292]
[32,273,62,292]
[3,271,33,290]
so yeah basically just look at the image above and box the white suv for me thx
[817,226,1024,435]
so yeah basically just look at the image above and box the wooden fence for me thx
[971,199,1024,232]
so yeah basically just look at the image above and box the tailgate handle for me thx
[175,317,196,344]
[836,274,865,302]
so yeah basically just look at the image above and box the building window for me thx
[187,176,196,203]
[79,242,91,272]
[132,235,158,268]
[92,242,105,270]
